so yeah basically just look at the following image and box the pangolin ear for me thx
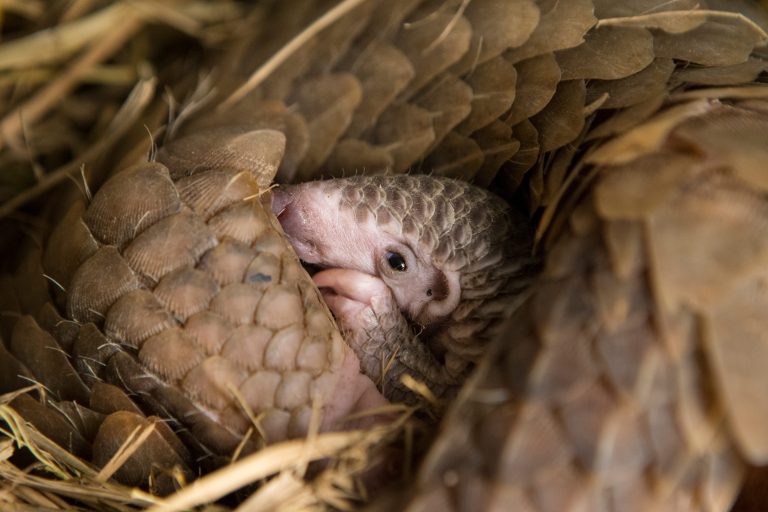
[158,128,286,189]
[423,269,462,322]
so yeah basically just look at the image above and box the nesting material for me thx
[2,1,768,511]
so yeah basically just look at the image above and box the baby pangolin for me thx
[272,174,534,406]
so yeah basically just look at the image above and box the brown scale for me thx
[207,201,269,245]
[344,42,415,138]
[456,55,518,135]
[175,168,261,219]
[67,247,141,324]
[415,75,473,146]
[83,163,181,247]
[153,267,219,320]
[209,282,263,326]
[184,311,232,356]
[43,201,99,294]
[406,101,768,512]
[104,289,177,347]
[221,325,272,372]
[122,212,217,282]
[199,240,257,286]
[139,328,204,380]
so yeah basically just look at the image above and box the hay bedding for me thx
[1,1,768,511]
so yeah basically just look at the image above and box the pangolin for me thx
[272,175,532,404]
[3,0,768,511]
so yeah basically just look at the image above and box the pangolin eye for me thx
[386,251,407,272]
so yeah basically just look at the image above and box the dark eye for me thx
[386,251,407,272]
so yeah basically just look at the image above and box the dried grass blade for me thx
[597,9,768,42]
[147,430,386,512]
[0,3,134,71]
[0,75,157,219]
[220,0,371,109]
[95,421,156,483]
[2,0,44,19]
[0,9,144,151]
[0,405,68,479]
[234,472,311,512]
[0,460,158,508]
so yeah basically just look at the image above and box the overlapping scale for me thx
[407,100,768,511]
[4,1,768,507]
[122,212,216,282]
[83,163,180,247]
[43,200,99,292]
[67,246,141,324]
[139,328,205,380]
[104,289,177,347]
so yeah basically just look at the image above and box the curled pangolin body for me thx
[3,0,768,509]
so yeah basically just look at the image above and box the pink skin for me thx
[320,341,390,431]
